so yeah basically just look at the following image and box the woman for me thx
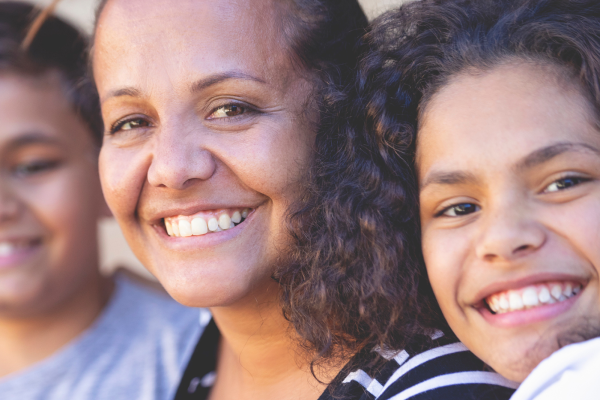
[92,0,516,398]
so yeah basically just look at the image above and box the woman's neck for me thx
[0,270,113,377]
[208,280,339,400]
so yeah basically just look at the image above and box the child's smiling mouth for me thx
[163,208,253,237]
[485,281,583,314]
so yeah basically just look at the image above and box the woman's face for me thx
[418,63,600,382]
[94,0,316,307]
[0,72,105,317]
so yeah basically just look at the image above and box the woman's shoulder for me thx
[323,333,519,400]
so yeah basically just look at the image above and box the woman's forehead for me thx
[93,0,292,95]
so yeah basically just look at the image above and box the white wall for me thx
[13,0,407,279]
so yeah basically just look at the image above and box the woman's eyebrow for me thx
[516,142,600,171]
[189,71,266,93]
[7,133,62,150]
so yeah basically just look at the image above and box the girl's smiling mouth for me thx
[164,208,254,237]
[486,280,582,314]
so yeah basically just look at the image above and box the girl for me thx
[346,0,600,395]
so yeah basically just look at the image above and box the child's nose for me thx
[475,202,546,263]
[0,183,21,224]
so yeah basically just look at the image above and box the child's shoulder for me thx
[324,333,519,400]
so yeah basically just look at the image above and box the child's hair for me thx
[0,1,101,143]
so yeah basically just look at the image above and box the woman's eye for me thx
[207,104,246,120]
[13,160,59,177]
[439,203,480,217]
[110,118,151,134]
[544,176,589,193]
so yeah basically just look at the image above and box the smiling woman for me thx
[92,1,373,399]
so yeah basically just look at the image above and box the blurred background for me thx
[16,0,407,280]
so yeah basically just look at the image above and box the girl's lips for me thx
[0,238,43,270]
[477,289,581,328]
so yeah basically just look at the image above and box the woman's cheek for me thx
[99,145,150,220]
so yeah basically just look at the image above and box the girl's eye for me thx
[110,118,151,134]
[544,176,589,193]
[207,104,246,120]
[438,203,480,217]
[13,160,60,177]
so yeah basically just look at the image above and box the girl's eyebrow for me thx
[516,142,600,171]
[420,170,479,192]
[7,133,62,150]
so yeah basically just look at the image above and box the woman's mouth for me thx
[163,208,253,237]
[485,280,583,314]
[0,238,43,268]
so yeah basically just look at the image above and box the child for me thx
[352,0,600,397]
[0,2,203,399]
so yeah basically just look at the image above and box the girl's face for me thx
[93,0,316,307]
[417,63,600,382]
[0,72,105,317]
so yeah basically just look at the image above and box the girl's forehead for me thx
[416,63,598,180]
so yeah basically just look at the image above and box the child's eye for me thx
[544,176,590,193]
[437,203,480,217]
[13,160,60,177]
[110,117,151,134]
[206,103,254,120]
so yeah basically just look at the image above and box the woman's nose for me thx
[147,123,217,190]
[475,201,546,262]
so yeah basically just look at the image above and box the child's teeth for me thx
[208,217,219,232]
[539,287,551,303]
[179,220,192,237]
[218,214,231,230]
[231,211,242,224]
[242,208,249,219]
[191,218,208,235]
[486,281,582,314]
[0,242,14,257]
[551,284,562,300]
[509,292,523,310]
[522,288,539,307]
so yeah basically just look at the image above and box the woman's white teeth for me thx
[0,242,15,256]
[208,217,219,232]
[486,281,582,314]
[218,214,231,230]
[191,218,208,235]
[165,209,251,237]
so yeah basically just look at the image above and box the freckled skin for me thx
[94,0,316,309]
[418,63,600,382]
[0,72,108,319]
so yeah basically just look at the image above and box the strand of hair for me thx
[20,0,63,52]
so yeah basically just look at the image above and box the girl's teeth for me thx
[0,242,14,257]
[231,211,242,224]
[486,281,582,314]
[191,218,208,235]
[165,220,174,236]
[241,208,249,219]
[172,221,180,236]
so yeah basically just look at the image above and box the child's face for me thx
[0,72,106,318]
[417,62,600,382]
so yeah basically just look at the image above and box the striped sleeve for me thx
[323,335,518,400]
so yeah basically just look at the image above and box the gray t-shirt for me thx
[0,274,205,400]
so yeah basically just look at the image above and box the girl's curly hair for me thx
[282,0,600,374]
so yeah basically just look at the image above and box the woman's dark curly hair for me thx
[0,1,102,144]
[287,0,600,372]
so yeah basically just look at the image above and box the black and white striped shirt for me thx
[174,318,518,400]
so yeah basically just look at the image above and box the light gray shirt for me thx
[0,274,204,400]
